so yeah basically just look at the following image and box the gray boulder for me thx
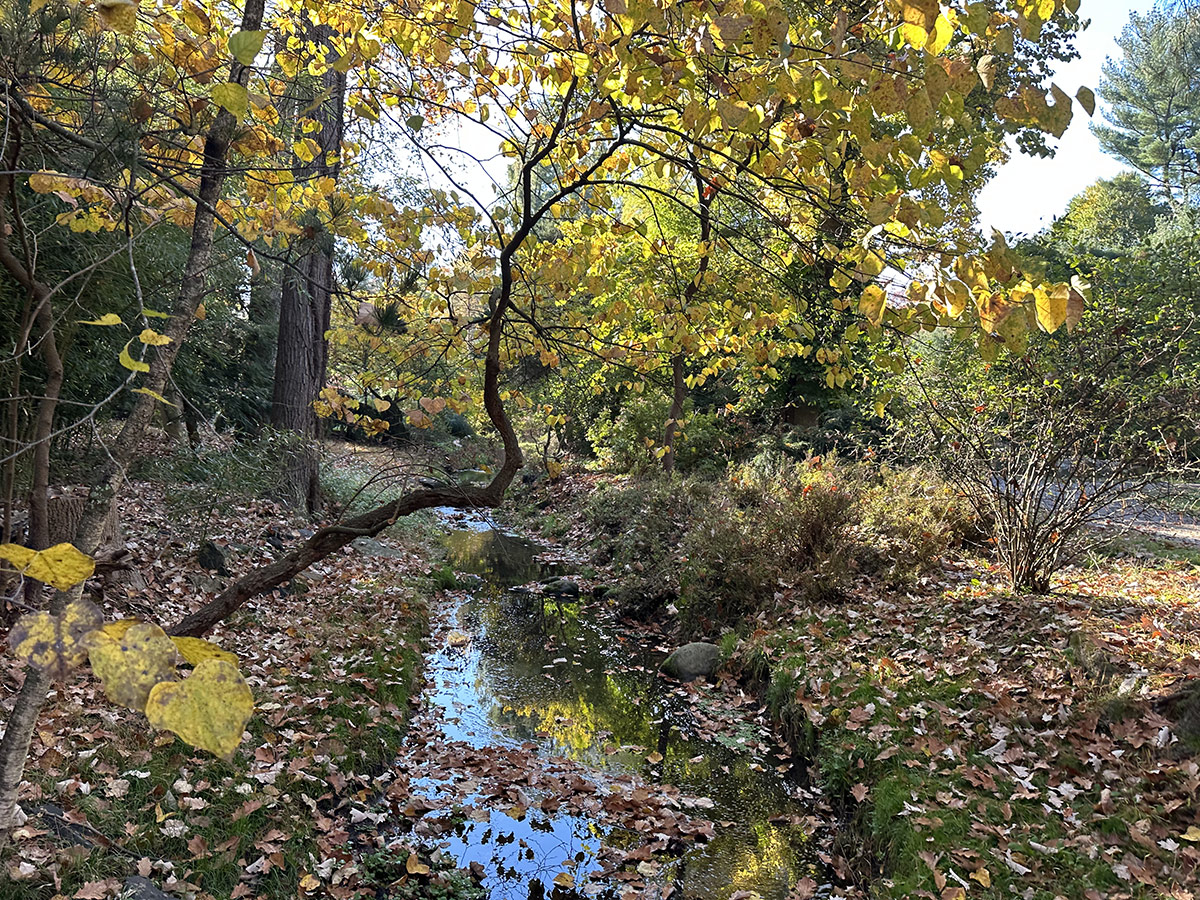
[660,642,722,681]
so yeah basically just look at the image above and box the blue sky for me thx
[976,0,1156,237]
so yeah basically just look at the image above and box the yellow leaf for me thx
[1181,825,1200,842]
[8,598,103,680]
[299,873,321,892]
[293,138,320,164]
[87,622,180,712]
[970,867,991,888]
[96,0,138,34]
[102,619,139,639]
[145,660,253,761]
[171,636,238,667]
[119,339,150,373]
[926,14,953,55]
[78,313,122,326]
[142,308,169,318]
[133,387,176,407]
[138,328,172,346]
[211,82,249,121]
[0,541,96,590]
[194,303,206,321]
[406,854,431,876]
[1035,283,1069,333]
[553,873,575,889]
[859,284,886,326]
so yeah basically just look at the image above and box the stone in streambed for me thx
[660,642,722,682]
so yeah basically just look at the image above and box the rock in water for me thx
[542,577,580,599]
[660,642,722,682]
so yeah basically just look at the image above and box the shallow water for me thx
[402,513,823,899]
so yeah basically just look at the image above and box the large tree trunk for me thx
[270,31,347,514]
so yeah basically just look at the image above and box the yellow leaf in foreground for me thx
[138,328,172,346]
[0,541,96,589]
[87,622,180,712]
[859,284,886,326]
[970,867,991,888]
[145,660,253,761]
[8,598,103,680]
[171,636,238,667]
[1182,825,1200,842]
[102,619,139,639]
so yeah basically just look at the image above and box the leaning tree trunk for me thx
[270,28,347,514]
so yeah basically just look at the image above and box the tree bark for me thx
[270,28,347,513]
[661,167,713,475]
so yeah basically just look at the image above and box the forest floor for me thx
[516,472,1200,900]
[2,453,439,899]
[3,447,1200,900]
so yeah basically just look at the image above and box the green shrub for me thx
[587,393,737,475]
[852,465,979,586]
[678,452,857,625]
[583,475,715,615]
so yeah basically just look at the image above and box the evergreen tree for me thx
[1093,6,1200,204]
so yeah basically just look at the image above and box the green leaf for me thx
[406,114,425,131]
[228,29,266,66]
[211,82,249,121]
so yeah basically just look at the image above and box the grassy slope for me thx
[745,560,1200,898]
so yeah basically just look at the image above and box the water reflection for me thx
[416,522,823,900]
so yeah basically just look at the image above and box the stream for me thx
[377,509,826,900]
